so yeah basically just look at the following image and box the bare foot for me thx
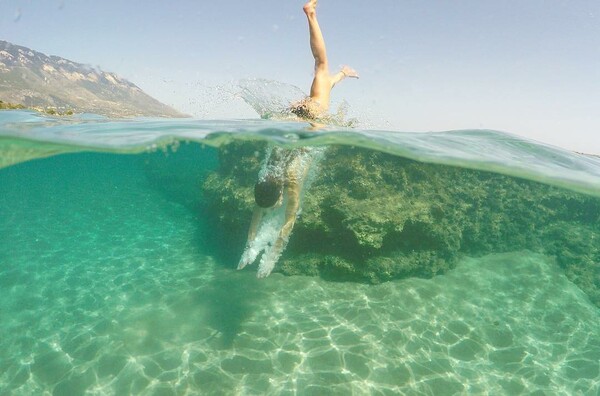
[303,0,317,16]
[341,65,359,79]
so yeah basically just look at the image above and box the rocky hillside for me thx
[0,40,187,118]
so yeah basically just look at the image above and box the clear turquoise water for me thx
[1,111,600,395]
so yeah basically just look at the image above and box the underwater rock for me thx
[202,142,600,307]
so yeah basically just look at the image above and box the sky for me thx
[1,0,599,153]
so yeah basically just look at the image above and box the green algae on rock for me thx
[202,142,600,307]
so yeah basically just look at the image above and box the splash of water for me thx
[237,78,358,127]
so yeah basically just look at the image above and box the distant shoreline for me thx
[1,100,74,116]
[0,100,25,110]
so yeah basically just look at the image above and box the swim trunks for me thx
[290,98,323,120]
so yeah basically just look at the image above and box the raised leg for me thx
[303,0,332,110]
[303,0,328,73]
[299,0,359,116]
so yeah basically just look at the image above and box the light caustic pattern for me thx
[2,248,599,394]
[0,152,599,395]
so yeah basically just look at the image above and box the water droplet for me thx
[13,8,22,22]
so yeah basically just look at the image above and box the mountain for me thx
[0,41,187,118]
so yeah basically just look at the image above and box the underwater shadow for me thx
[195,207,255,349]
[139,142,265,346]
[140,142,249,268]
[140,143,231,261]
[195,270,264,349]
[140,142,218,214]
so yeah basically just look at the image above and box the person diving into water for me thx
[238,0,358,277]
[238,147,314,277]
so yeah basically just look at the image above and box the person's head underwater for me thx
[254,176,283,208]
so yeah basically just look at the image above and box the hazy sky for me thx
[1,0,599,153]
